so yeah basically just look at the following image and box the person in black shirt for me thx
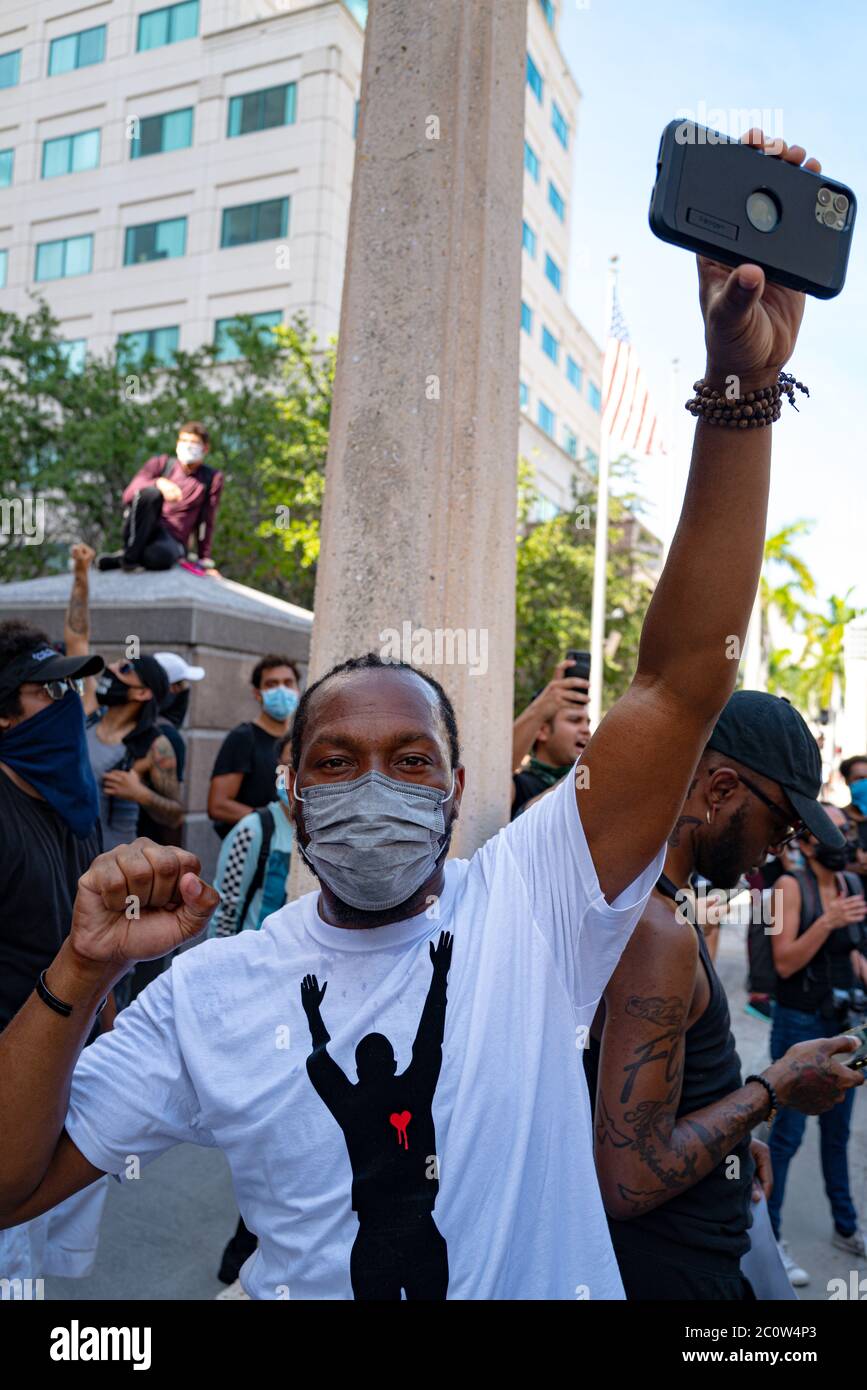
[768,802,867,1281]
[208,654,301,839]
[510,660,590,819]
[585,692,864,1300]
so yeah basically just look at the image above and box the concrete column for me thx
[306,0,526,857]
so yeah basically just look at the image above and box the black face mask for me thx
[161,688,190,729]
[96,672,134,707]
[815,844,850,872]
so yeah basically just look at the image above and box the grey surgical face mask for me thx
[295,769,455,912]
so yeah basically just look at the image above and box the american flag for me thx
[601,282,666,457]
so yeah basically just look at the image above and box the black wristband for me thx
[37,969,107,1019]
[745,1073,778,1124]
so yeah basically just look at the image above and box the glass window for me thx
[124,216,187,265]
[0,50,21,89]
[542,326,559,364]
[137,1,198,51]
[548,180,566,221]
[0,249,7,288]
[0,149,12,187]
[49,25,106,76]
[42,130,101,178]
[353,98,360,138]
[519,381,529,411]
[228,83,297,138]
[544,254,561,292]
[567,356,582,389]
[526,53,543,103]
[522,220,537,258]
[35,234,93,281]
[131,108,194,158]
[588,382,602,412]
[539,0,555,27]
[520,301,533,335]
[343,0,368,23]
[585,447,599,469]
[215,311,282,362]
[220,197,289,248]
[524,140,540,183]
[59,339,87,373]
[551,101,569,150]
[118,326,179,366]
[563,427,578,459]
[538,400,556,437]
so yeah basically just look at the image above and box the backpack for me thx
[159,455,215,550]
[238,807,276,930]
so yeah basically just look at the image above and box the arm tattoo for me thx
[619,995,686,1103]
[66,575,89,636]
[140,736,183,827]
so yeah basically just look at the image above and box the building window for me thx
[541,326,559,364]
[526,53,543,103]
[130,108,194,158]
[342,0,368,23]
[588,381,602,412]
[35,234,93,281]
[49,25,106,76]
[215,311,283,362]
[228,83,297,138]
[585,447,599,469]
[353,98,360,138]
[566,355,582,390]
[221,197,289,248]
[538,400,556,438]
[524,140,540,183]
[42,129,101,179]
[521,301,533,335]
[0,149,13,188]
[0,249,7,288]
[519,380,529,412]
[539,0,555,27]
[59,339,87,373]
[522,220,537,258]
[0,50,21,89]
[544,254,562,292]
[137,1,199,52]
[124,217,187,265]
[548,179,566,221]
[563,426,578,459]
[118,326,179,367]
[551,100,569,150]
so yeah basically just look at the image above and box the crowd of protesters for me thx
[1,174,867,1302]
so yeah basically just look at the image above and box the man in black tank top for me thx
[585,692,864,1299]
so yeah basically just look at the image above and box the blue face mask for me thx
[262,687,299,721]
[276,781,290,806]
[0,689,100,839]
[850,778,867,816]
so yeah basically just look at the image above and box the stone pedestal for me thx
[305,0,526,859]
[0,569,312,881]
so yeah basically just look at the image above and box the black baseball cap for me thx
[0,644,104,703]
[130,654,169,708]
[706,690,844,849]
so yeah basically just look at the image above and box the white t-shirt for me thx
[66,771,664,1300]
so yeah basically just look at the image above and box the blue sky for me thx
[558,0,867,611]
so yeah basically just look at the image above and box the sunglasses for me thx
[30,678,85,701]
[733,771,804,849]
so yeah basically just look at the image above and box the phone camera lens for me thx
[833,193,849,214]
[745,189,781,233]
[823,208,840,227]
[817,187,832,206]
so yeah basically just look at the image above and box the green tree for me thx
[514,455,657,714]
[0,299,332,608]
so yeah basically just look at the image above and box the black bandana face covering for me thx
[296,770,455,912]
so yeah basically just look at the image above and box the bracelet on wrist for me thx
[685,370,809,427]
[745,1072,779,1125]
[37,968,107,1020]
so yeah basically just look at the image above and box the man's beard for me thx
[302,815,457,928]
[694,803,750,889]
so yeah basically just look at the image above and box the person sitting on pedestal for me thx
[97,422,224,577]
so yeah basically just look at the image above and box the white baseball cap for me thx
[153,651,206,684]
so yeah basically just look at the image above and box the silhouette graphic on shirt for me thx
[300,930,453,1300]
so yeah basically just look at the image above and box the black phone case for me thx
[649,120,856,298]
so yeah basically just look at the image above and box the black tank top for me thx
[584,892,754,1264]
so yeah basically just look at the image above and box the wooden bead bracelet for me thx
[685,371,809,427]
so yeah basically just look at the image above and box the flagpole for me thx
[588,256,619,729]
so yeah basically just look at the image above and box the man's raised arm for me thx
[580,132,821,903]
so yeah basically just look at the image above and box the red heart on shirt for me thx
[390,1110,411,1132]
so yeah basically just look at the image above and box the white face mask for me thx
[177,441,205,465]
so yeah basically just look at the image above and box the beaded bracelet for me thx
[685,371,809,428]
